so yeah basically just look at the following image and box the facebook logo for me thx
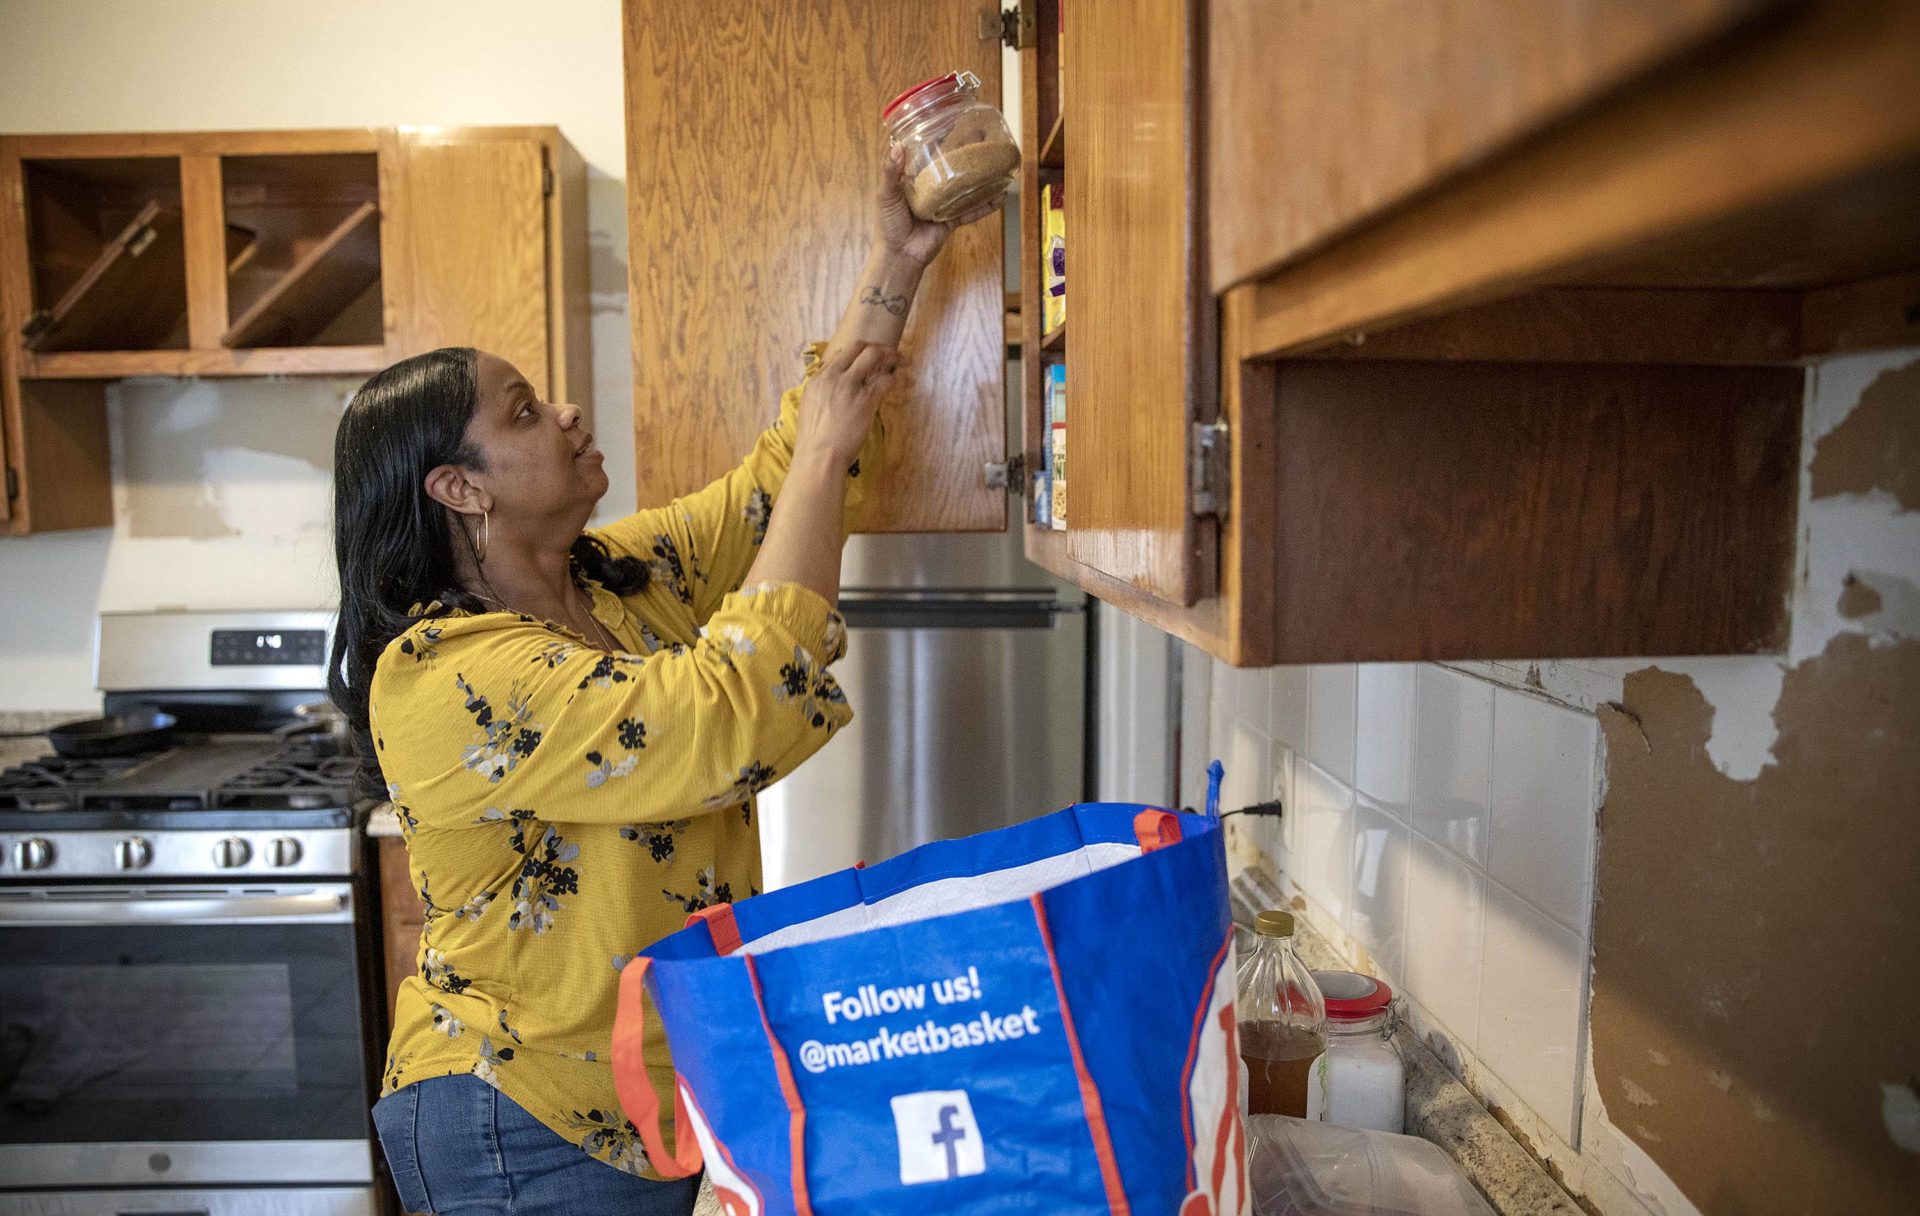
[890,1089,986,1185]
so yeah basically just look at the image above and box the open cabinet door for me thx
[623,0,1007,532]
[1064,0,1213,603]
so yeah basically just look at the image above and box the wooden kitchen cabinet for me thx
[0,126,590,536]
[1213,0,1918,662]
[386,128,593,410]
[1016,0,1266,660]
[621,0,1008,533]
[1011,0,1918,664]
[1208,0,1781,293]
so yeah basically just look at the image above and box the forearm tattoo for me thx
[859,286,910,317]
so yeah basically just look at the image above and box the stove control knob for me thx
[11,838,54,871]
[115,837,153,871]
[213,837,253,869]
[266,837,303,868]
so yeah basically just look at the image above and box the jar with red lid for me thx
[1310,969,1406,1133]
[883,71,1021,223]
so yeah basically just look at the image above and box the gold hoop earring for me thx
[475,510,490,564]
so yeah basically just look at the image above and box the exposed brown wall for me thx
[1590,357,1920,1213]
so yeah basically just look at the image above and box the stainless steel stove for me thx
[0,611,380,1216]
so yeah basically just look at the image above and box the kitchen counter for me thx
[365,802,404,837]
[0,709,96,771]
[1271,889,1581,1216]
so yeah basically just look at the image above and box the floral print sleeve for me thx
[372,581,851,829]
[587,343,887,625]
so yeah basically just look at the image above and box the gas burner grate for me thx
[0,740,354,815]
[218,751,359,810]
[0,755,145,811]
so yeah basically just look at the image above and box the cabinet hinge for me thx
[988,2,1035,49]
[542,165,553,197]
[5,465,18,504]
[984,452,1027,493]
[1190,420,1231,520]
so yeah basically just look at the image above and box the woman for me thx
[331,152,998,1215]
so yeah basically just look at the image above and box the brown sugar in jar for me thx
[884,71,1021,224]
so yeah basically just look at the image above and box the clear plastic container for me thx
[1249,1115,1496,1216]
[882,71,1021,223]
[1311,970,1406,1133]
[1237,910,1328,1118]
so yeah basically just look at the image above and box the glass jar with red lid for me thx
[883,71,1021,223]
[1310,969,1406,1133]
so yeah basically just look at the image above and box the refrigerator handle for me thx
[835,593,1080,631]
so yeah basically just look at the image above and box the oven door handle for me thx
[0,886,354,926]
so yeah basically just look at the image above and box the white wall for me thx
[1194,347,1920,1216]
[0,0,634,710]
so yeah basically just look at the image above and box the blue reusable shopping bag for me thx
[612,804,1248,1215]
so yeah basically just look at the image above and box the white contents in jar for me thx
[1312,969,1406,1133]
[1321,1027,1405,1132]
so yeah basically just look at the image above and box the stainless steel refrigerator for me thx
[757,525,1089,890]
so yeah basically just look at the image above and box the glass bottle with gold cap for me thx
[1237,909,1328,1118]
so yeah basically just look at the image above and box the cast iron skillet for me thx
[0,709,178,758]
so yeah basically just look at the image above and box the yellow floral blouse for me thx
[373,348,880,1177]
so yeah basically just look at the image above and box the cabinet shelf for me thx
[4,127,589,538]
[222,200,380,349]
[1041,320,1066,352]
[21,199,186,352]
[20,345,389,379]
[1039,115,1064,168]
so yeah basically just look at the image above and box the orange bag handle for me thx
[611,956,704,1180]
[1134,807,1184,853]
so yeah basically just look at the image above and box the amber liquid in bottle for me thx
[1241,1022,1327,1117]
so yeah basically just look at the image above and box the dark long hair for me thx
[328,347,646,800]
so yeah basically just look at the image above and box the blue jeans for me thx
[372,1074,700,1215]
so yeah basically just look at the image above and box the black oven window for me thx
[3,963,298,1110]
[0,920,370,1145]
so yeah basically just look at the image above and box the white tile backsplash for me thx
[1233,661,1271,739]
[1355,664,1417,812]
[1347,796,1411,977]
[1220,721,1273,817]
[1411,665,1494,864]
[1308,664,1358,784]
[1293,761,1355,923]
[1189,648,1599,1157]
[1405,829,1485,1045]
[1478,881,1588,1145]
[1488,688,1597,931]
[1269,665,1312,753]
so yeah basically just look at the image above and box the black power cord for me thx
[1217,799,1285,821]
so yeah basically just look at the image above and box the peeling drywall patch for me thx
[1808,358,1920,509]
[111,378,339,541]
[1591,635,1920,1213]
[1838,572,1884,618]
[1657,660,1785,782]
[1789,351,1920,660]
[1840,569,1920,638]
